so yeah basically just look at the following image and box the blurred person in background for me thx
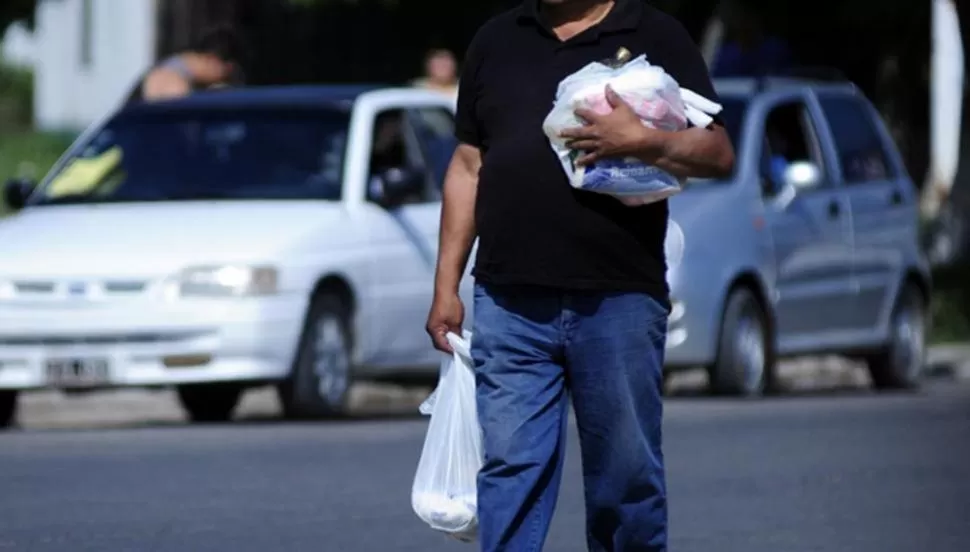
[412,48,459,97]
[125,24,246,104]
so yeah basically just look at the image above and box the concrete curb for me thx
[663,343,970,395]
[925,343,970,380]
[13,344,970,430]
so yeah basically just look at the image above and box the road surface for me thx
[2,380,969,552]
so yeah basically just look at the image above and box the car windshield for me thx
[29,107,351,206]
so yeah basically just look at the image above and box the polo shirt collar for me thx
[517,0,642,34]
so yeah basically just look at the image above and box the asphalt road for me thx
[2,381,970,552]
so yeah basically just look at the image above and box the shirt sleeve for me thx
[454,31,487,148]
[655,19,722,124]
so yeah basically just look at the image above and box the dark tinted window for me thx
[33,107,350,206]
[818,96,893,184]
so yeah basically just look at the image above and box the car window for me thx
[34,107,349,205]
[409,107,458,190]
[818,96,894,184]
[368,108,434,205]
[760,100,826,197]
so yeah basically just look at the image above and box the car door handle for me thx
[828,200,841,218]
[890,190,903,205]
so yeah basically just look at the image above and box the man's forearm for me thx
[636,126,735,179]
[434,158,479,296]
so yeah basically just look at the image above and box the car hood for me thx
[0,202,358,277]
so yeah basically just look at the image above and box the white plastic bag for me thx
[412,331,482,543]
[542,54,722,206]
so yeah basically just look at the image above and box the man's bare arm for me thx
[434,144,482,296]
[141,68,192,101]
[635,125,735,180]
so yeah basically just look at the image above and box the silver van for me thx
[665,77,931,396]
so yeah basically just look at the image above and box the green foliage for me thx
[0,0,35,38]
[0,131,73,214]
[930,263,970,344]
[0,62,33,130]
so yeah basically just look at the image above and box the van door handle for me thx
[828,200,841,218]
[890,190,903,205]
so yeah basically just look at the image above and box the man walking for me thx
[426,0,734,550]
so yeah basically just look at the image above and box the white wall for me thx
[34,0,156,131]
[1,22,36,67]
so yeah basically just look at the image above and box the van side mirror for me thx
[782,161,822,191]
[3,177,36,211]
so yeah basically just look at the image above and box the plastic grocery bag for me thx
[412,331,482,543]
[542,53,723,206]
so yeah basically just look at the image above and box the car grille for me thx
[10,280,149,299]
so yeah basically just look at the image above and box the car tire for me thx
[866,284,926,391]
[278,293,354,419]
[708,288,774,397]
[0,391,17,429]
[176,383,243,423]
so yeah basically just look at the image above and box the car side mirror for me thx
[782,161,822,192]
[3,177,37,211]
[370,167,426,208]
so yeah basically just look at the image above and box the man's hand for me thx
[426,293,465,353]
[560,85,659,167]
[141,68,192,102]
[561,85,735,179]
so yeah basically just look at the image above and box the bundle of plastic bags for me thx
[412,331,482,543]
[542,52,723,206]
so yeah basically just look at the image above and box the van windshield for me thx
[29,107,351,206]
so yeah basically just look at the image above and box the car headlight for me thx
[163,265,279,299]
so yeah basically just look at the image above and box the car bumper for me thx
[0,295,308,390]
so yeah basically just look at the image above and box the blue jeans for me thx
[472,283,669,552]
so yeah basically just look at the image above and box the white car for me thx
[0,86,469,426]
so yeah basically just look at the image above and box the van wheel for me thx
[0,391,17,429]
[278,294,354,418]
[176,384,243,423]
[866,285,926,390]
[709,288,774,397]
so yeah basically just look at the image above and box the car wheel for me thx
[709,288,774,397]
[278,293,354,419]
[866,284,926,390]
[0,391,17,429]
[176,383,243,423]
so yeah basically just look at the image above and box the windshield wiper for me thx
[33,195,145,206]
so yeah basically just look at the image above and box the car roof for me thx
[120,84,388,114]
[714,77,858,100]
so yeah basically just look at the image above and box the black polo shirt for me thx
[455,0,720,305]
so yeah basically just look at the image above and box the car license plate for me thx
[45,358,110,388]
